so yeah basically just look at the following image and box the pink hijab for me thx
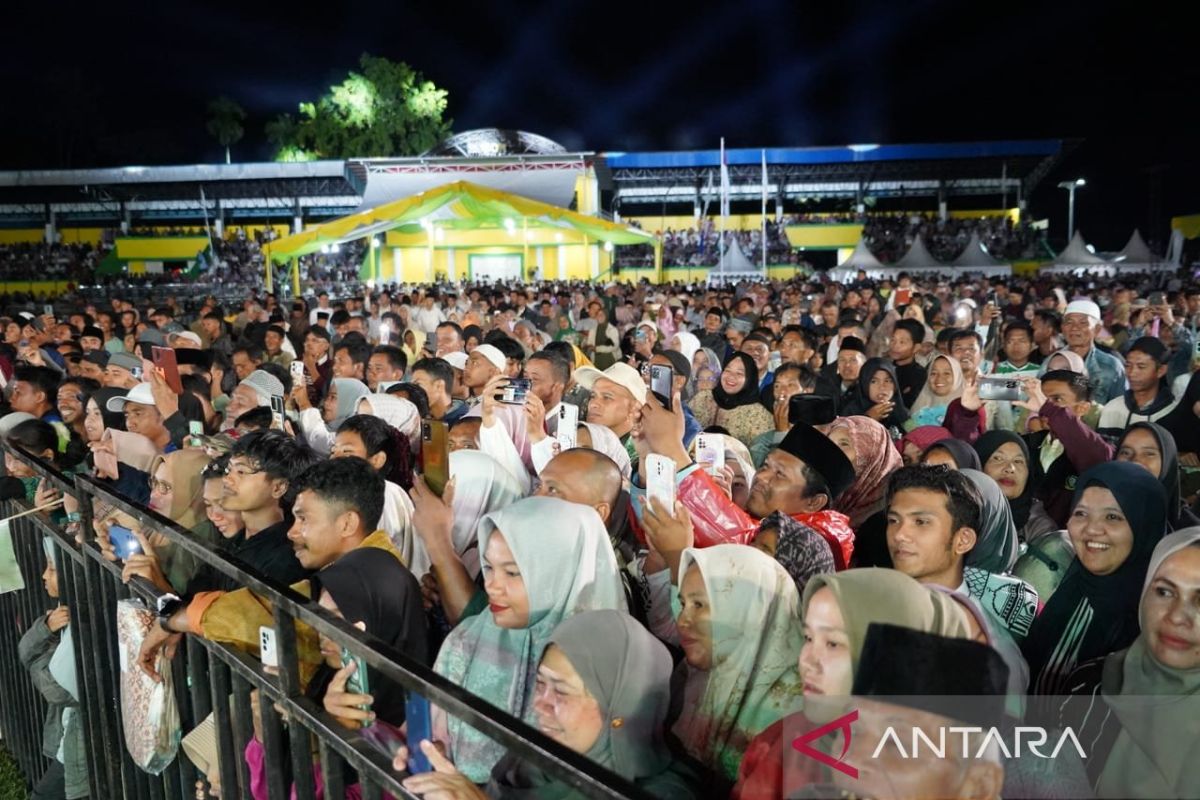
[829,416,903,530]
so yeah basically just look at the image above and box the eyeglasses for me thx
[224,462,263,478]
[148,478,173,494]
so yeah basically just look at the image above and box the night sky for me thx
[1,0,1195,248]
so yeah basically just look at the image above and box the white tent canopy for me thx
[1041,229,1173,275]
[893,235,944,271]
[952,232,1008,268]
[1055,231,1109,266]
[837,237,886,270]
[1115,229,1160,264]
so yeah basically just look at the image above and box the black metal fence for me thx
[0,443,649,800]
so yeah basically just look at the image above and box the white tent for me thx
[707,235,764,285]
[952,232,1009,268]
[1109,229,1170,272]
[837,238,886,271]
[1041,231,1112,275]
[892,235,944,272]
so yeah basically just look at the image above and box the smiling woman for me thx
[1023,461,1168,697]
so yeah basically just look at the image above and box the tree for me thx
[266,54,451,161]
[206,97,246,164]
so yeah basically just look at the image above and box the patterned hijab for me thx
[432,497,626,782]
[671,544,804,781]
[755,511,835,594]
[829,415,903,529]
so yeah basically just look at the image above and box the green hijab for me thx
[489,610,692,799]
[672,544,805,781]
[1096,528,1200,799]
[432,497,626,783]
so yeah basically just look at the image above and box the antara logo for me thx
[791,709,859,779]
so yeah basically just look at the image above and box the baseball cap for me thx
[82,351,110,368]
[1064,300,1102,321]
[443,351,468,370]
[472,344,507,372]
[108,352,143,373]
[573,363,648,406]
[106,383,156,412]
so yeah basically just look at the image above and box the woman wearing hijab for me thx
[399,610,698,799]
[920,438,982,471]
[402,329,427,366]
[750,511,835,594]
[1115,421,1200,531]
[356,393,420,453]
[1024,461,1169,697]
[298,377,370,455]
[432,497,625,783]
[1038,348,1090,379]
[826,416,903,530]
[1059,529,1200,798]
[690,348,722,396]
[669,332,702,368]
[839,358,910,434]
[974,430,1036,537]
[668,544,804,788]
[444,450,527,581]
[462,324,484,352]
[907,353,965,427]
[576,422,632,481]
[896,424,952,466]
[687,352,773,447]
[732,568,973,800]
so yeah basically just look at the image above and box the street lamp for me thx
[1057,178,1086,241]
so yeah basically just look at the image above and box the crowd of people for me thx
[0,243,106,282]
[4,265,1200,800]
[616,220,803,268]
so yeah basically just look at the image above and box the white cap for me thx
[170,331,203,347]
[573,363,648,406]
[443,351,468,370]
[106,382,156,412]
[1064,300,1102,321]
[472,344,507,372]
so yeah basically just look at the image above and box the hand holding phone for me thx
[555,404,579,450]
[151,346,183,395]
[694,433,725,476]
[421,420,450,497]
[644,454,677,512]
[404,693,433,773]
[107,525,143,560]
[259,626,279,668]
[649,365,674,411]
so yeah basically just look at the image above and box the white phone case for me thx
[259,626,279,668]
[556,405,579,450]
[694,433,725,475]
[645,454,677,511]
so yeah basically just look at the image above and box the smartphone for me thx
[499,378,532,405]
[694,433,725,476]
[421,420,450,497]
[768,350,783,372]
[187,420,204,448]
[978,376,1026,402]
[340,647,370,706]
[649,364,673,410]
[379,321,391,345]
[290,360,307,386]
[270,395,285,431]
[43,304,54,316]
[556,404,578,450]
[107,525,143,559]
[788,394,838,427]
[151,346,183,394]
[404,693,433,773]
[644,453,676,512]
[635,328,648,343]
[1149,291,1166,307]
[258,626,279,669]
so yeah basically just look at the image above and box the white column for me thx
[293,215,303,233]
[590,244,600,279]
[393,248,402,284]
[557,245,566,280]
[535,246,544,280]
[447,248,456,281]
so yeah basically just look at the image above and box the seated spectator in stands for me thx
[19,540,87,800]
[1098,337,1179,436]
[908,354,965,427]
[815,336,867,412]
[1024,461,1167,696]
[411,358,468,422]
[688,353,773,447]
[1059,529,1200,797]
[397,610,698,800]
[428,497,624,783]
[366,345,407,391]
[733,568,973,799]
[838,358,909,433]
[827,415,902,530]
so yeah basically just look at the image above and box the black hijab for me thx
[91,387,127,432]
[308,547,429,725]
[922,438,981,471]
[712,352,762,411]
[973,430,1034,531]
[1116,421,1200,531]
[841,357,910,428]
[1160,371,1200,455]
[1022,461,1167,696]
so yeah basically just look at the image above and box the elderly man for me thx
[574,362,647,468]
[1061,299,1125,404]
[104,352,143,390]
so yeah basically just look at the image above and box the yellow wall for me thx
[0,281,75,293]
[115,236,209,259]
[0,228,106,245]
[785,224,864,249]
[626,209,1020,233]
[377,244,611,283]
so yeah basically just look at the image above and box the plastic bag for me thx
[116,598,180,774]
[629,468,758,549]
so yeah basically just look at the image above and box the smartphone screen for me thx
[404,693,433,773]
[108,525,143,559]
[340,647,370,706]
[151,346,183,394]
[421,420,450,497]
[649,364,673,410]
[270,395,285,430]
[499,378,532,405]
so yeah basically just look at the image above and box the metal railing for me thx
[0,443,649,800]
